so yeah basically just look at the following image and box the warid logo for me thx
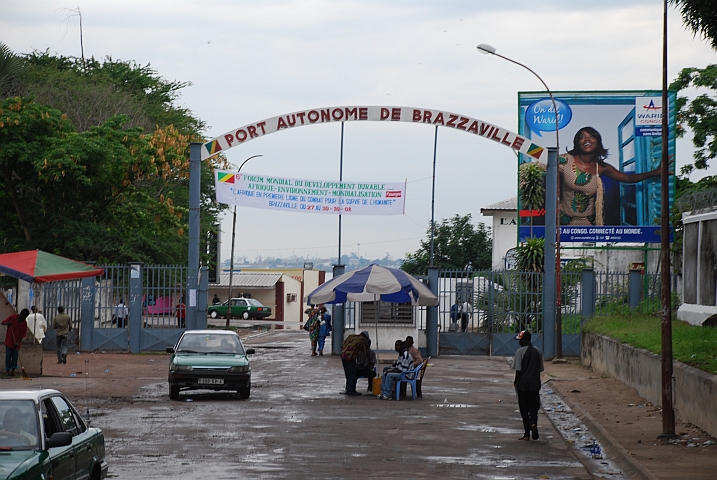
[642,99,660,112]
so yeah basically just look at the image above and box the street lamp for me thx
[225,154,263,327]
[477,43,564,358]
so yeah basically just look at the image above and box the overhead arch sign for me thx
[201,106,547,162]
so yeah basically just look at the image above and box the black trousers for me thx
[517,389,541,434]
[342,358,359,393]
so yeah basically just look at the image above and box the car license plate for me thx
[198,378,223,385]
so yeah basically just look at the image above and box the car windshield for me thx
[247,299,263,307]
[176,333,246,355]
[0,400,40,450]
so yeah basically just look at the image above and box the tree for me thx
[671,65,717,171]
[0,42,23,97]
[671,0,717,50]
[402,214,491,275]
[0,49,225,265]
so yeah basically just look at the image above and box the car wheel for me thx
[169,382,180,400]
[242,311,249,320]
[90,465,102,480]
[238,386,250,399]
[210,310,218,318]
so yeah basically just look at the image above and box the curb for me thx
[547,379,660,480]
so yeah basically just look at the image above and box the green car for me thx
[167,330,255,400]
[0,389,108,480]
[207,298,272,320]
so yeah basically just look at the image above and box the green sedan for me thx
[0,389,108,480]
[167,330,255,400]
[207,298,272,320]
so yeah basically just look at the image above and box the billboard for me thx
[517,91,675,243]
[215,170,406,216]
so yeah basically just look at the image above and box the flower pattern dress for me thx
[558,154,603,226]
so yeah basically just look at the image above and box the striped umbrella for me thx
[305,264,438,306]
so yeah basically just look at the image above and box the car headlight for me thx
[229,365,250,373]
[171,363,193,372]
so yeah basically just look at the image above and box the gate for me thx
[438,270,544,356]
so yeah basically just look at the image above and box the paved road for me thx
[76,330,599,480]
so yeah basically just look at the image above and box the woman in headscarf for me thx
[304,307,322,356]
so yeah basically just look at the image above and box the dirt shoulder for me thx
[543,358,716,480]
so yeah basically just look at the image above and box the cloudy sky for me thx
[3,1,716,263]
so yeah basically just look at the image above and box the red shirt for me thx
[2,314,28,349]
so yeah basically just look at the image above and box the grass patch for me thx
[584,313,717,375]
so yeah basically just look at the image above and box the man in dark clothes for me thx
[511,330,544,441]
[3,308,29,376]
[340,331,370,396]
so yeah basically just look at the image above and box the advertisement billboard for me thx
[517,91,676,243]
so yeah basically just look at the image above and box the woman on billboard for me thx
[558,126,663,226]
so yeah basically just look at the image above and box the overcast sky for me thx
[3,1,716,263]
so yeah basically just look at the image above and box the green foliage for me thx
[0,49,225,265]
[584,313,717,375]
[671,0,717,51]
[402,214,491,275]
[0,41,23,97]
[515,237,544,273]
[670,64,717,170]
[518,162,546,210]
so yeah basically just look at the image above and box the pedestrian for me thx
[511,330,544,441]
[317,306,332,356]
[27,306,47,344]
[2,308,29,376]
[340,331,370,395]
[113,299,128,328]
[460,299,472,332]
[378,339,413,400]
[176,298,186,328]
[212,294,221,305]
[304,308,321,356]
[449,302,460,331]
[356,341,377,393]
[53,306,72,364]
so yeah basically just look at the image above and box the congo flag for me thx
[217,172,235,184]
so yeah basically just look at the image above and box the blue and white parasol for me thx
[305,264,439,306]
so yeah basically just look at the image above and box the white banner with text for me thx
[215,171,406,216]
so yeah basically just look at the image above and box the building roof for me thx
[480,196,517,214]
[210,272,283,288]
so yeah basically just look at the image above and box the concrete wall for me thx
[490,212,517,270]
[581,333,717,438]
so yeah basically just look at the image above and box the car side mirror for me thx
[46,432,72,448]
[246,348,255,355]
[166,347,175,354]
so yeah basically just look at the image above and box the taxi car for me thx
[207,298,272,320]
[167,330,255,400]
[0,389,108,480]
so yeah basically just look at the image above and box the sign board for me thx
[517,91,676,243]
[215,171,406,216]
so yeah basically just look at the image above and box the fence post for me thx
[128,263,143,353]
[80,276,95,352]
[197,266,208,330]
[581,269,595,320]
[332,264,345,356]
[629,269,642,308]
[426,267,439,357]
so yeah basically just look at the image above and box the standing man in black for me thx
[511,330,544,441]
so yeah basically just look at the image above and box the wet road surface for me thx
[88,331,597,479]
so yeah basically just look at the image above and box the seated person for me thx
[219,338,234,353]
[356,345,377,393]
[0,407,38,447]
[404,336,423,368]
[378,340,412,400]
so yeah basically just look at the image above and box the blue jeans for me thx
[381,372,402,397]
[5,347,18,372]
[57,335,68,363]
[317,335,327,352]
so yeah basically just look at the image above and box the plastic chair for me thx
[395,359,427,400]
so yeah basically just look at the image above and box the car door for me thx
[42,398,75,480]
[49,395,95,480]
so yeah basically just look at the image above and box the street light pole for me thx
[225,154,263,328]
[477,44,563,357]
